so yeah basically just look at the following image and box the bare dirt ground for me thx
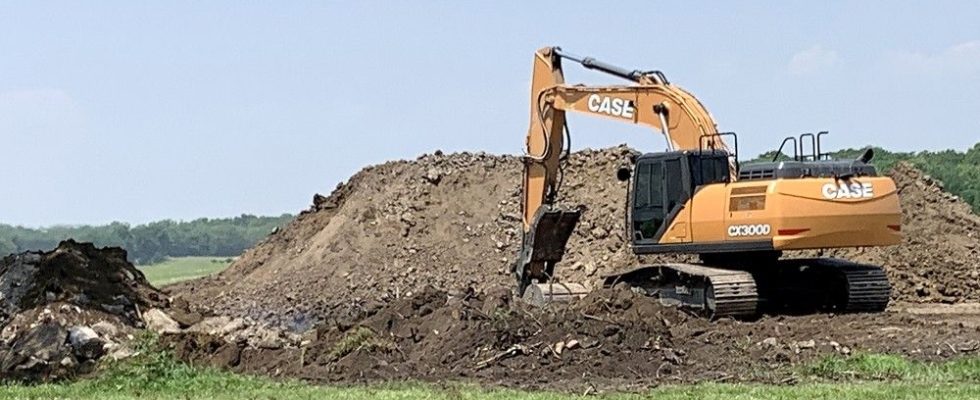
[163,288,980,391]
[162,146,980,390]
[896,302,980,328]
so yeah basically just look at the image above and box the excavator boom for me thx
[517,46,731,294]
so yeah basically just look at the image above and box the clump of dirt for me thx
[176,148,979,329]
[164,285,980,391]
[0,240,165,381]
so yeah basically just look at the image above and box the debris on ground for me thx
[162,285,980,390]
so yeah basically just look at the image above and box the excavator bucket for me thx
[515,207,589,304]
[523,208,581,263]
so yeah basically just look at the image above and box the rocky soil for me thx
[164,286,979,391]
[0,240,309,382]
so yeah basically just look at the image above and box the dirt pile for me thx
[0,240,165,381]
[176,148,980,328]
[175,146,668,327]
[165,286,979,390]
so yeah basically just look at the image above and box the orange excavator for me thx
[513,46,901,318]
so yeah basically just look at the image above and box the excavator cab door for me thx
[630,153,692,245]
[632,161,665,242]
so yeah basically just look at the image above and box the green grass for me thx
[804,353,980,382]
[136,256,232,286]
[2,337,979,400]
[327,327,376,360]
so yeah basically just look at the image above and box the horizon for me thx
[3,2,979,226]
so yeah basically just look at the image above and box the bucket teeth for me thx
[521,282,589,306]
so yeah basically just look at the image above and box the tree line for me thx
[0,214,294,264]
[754,142,980,213]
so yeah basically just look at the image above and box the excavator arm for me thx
[515,46,732,295]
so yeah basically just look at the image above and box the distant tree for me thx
[0,214,294,264]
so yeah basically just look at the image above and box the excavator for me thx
[513,46,901,318]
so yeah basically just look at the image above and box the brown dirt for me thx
[167,147,980,389]
[173,147,671,328]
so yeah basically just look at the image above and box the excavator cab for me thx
[626,150,732,246]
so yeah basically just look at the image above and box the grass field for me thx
[136,256,232,286]
[3,335,979,400]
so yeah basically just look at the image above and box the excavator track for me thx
[810,259,891,313]
[602,263,758,319]
[594,258,889,318]
[735,258,892,314]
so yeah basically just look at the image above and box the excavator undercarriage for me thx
[600,259,890,319]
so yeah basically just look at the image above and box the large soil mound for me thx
[169,148,980,390]
[176,148,980,328]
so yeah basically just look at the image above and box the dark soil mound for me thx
[0,240,165,381]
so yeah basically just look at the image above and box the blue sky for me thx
[2,1,979,226]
